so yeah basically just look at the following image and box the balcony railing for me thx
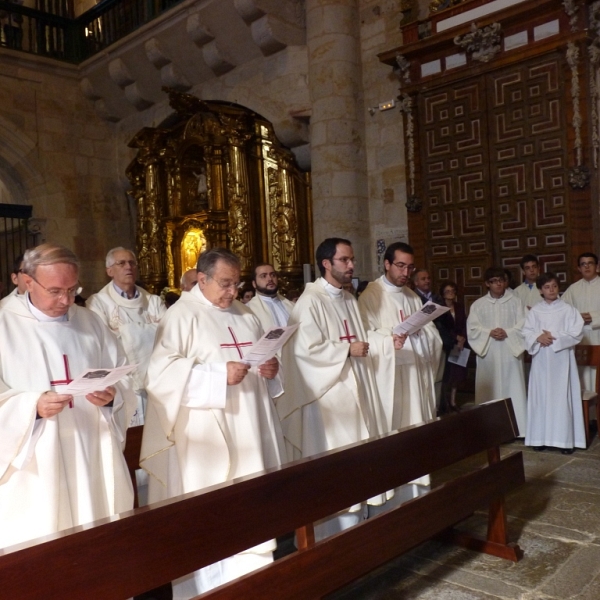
[0,0,185,63]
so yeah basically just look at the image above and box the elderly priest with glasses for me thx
[0,243,137,550]
[87,246,166,426]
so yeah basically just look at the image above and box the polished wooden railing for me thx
[0,0,184,63]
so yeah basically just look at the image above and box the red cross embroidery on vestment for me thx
[339,320,357,343]
[220,327,253,359]
[50,354,73,408]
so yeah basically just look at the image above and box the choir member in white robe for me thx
[358,242,442,503]
[467,268,527,435]
[87,247,166,426]
[0,253,26,308]
[141,248,285,599]
[513,254,542,310]
[562,252,600,392]
[278,238,386,538]
[523,273,585,452]
[0,244,136,550]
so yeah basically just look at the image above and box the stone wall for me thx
[0,54,133,294]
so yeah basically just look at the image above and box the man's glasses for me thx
[391,261,415,272]
[332,257,357,266]
[209,278,240,290]
[31,276,82,299]
[111,260,137,268]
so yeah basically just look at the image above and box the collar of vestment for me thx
[485,289,515,304]
[380,274,407,293]
[319,277,343,298]
[190,281,236,311]
[108,282,145,306]
[259,294,281,304]
[26,292,69,322]
[581,276,600,285]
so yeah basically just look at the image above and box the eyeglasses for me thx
[579,261,597,267]
[391,261,415,272]
[332,257,357,266]
[111,260,137,268]
[487,278,505,285]
[209,278,240,290]
[31,276,82,299]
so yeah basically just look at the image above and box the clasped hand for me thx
[37,386,116,418]
[226,357,279,385]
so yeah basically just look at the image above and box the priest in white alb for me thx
[562,252,600,392]
[0,243,136,550]
[359,242,442,433]
[467,267,527,435]
[141,247,285,599]
[87,247,166,426]
[247,263,294,331]
[278,238,386,537]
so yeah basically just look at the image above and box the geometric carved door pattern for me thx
[420,52,580,308]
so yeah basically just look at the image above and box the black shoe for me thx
[533,446,546,452]
[561,448,575,455]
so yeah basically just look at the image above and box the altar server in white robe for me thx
[359,242,442,433]
[562,252,600,392]
[513,254,542,310]
[141,247,285,599]
[467,267,528,435]
[0,243,136,550]
[523,273,585,453]
[279,238,386,538]
[87,247,166,426]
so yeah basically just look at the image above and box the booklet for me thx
[447,346,471,368]
[63,364,138,395]
[392,301,450,336]
[242,324,299,367]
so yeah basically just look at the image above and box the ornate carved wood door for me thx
[421,51,582,305]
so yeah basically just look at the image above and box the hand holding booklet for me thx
[242,324,299,367]
[392,301,450,336]
[64,364,138,395]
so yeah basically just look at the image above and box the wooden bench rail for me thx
[0,399,523,600]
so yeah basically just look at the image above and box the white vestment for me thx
[247,292,296,460]
[358,276,442,432]
[0,295,135,550]
[141,285,285,598]
[247,293,294,331]
[0,288,21,308]
[513,282,542,310]
[467,290,527,435]
[87,283,166,425]
[523,300,585,449]
[563,277,600,392]
[278,279,386,537]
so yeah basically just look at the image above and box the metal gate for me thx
[0,203,35,298]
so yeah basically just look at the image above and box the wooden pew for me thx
[0,398,524,600]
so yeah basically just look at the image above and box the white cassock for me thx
[141,285,285,599]
[523,299,585,449]
[0,294,136,550]
[467,290,527,435]
[562,276,600,392]
[358,276,442,432]
[513,282,543,310]
[278,278,386,537]
[87,283,166,426]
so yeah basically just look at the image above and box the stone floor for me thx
[328,434,600,600]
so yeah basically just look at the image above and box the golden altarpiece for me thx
[380,0,599,307]
[126,89,313,294]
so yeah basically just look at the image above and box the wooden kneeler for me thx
[0,399,524,600]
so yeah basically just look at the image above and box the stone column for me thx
[306,0,369,272]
